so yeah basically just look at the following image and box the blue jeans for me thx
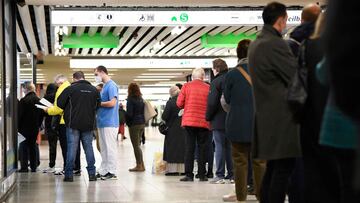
[213,130,233,178]
[65,128,96,177]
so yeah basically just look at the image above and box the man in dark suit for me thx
[18,81,44,172]
[248,2,300,202]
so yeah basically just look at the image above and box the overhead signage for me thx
[52,10,302,26]
[70,58,239,69]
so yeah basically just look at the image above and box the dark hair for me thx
[262,2,287,25]
[212,59,228,73]
[237,39,251,59]
[73,71,85,80]
[175,83,183,90]
[128,83,142,98]
[95,65,108,75]
[46,83,58,95]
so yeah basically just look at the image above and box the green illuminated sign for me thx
[201,33,257,48]
[62,33,119,48]
[180,13,189,22]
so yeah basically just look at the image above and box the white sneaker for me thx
[42,167,55,173]
[210,177,226,184]
[223,193,237,202]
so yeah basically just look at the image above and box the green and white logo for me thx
[180,13,189,22]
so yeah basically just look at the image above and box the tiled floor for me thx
[5,127,258,203]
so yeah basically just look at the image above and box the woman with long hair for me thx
[126,83,146,172]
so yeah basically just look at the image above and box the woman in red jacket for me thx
[177,68,210,182]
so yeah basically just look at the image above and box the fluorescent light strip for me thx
[70,58,238,69]
[148,69,192,72]
[134,79,171,81]
[141,73,184,76]
[136,76,179,79]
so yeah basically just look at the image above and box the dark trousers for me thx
[260,158,296,203]
[184,127,209,178]
[19,135,37,171]
[58,125,81,170]
[46,128,58,168]
[288,158,305,203]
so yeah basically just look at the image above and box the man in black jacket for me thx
[18,81,44,172]
[57,71,100,182]
[206,58,232,184]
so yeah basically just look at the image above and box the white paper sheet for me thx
[39,98,53,107]
[35,104,48,110]
[18,133,26,145]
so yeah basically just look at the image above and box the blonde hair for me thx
[191,68,205,80]
[310,12,325,40]
[169,86,180,97]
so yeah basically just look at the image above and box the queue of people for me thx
[16,1,360,202]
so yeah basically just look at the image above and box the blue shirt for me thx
[97,80,119,128]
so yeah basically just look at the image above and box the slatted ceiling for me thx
[100,26,112,36]
[222,26,243,35]
[112,26,123,36]
[207,26,229,36]
[34,5,49,55]
[16,23,29,53]
[109,26,135,56]
[126,27,154,55]
[117,27,140,55]
[213,48,228,56]
[18,5,39,54]
[84,26,90,33]
[138,26,172,56]
[156,27,198,56]
[233,26,253,34]
[76,27,86,36]
[119,27,149,56]
[244,26,257,35]
[28,5,42,51]
[167,26,216,56]
[82,48,89,56]
[205,48,223,56]
[91,48,100,56]
[196,47,213,56]
[185,44,204,56]
[101,48,111,56]
[78,48,83,55]
[97,48,103,55]
[177,40,201,56]
[128,27,162,56]
[44,5,52,54]
[88,27,98,36]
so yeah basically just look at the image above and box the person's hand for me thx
[44,107,48,113]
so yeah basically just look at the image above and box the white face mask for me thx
[95,75,102,83]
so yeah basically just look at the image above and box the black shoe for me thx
[73,169,81,176]
[89,175,97,181]
[206,173,214,179]
[199,177,208,182]
[165,172,181,176]
[18,168,29,173]
[195,174,199,179]
[101,172,117,180]
[63,176,74,182]
[180,176,194,182]
[96,173,103,178]
[31,169,37,173]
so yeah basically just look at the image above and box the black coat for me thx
[18,92,44,138]
[206,70,228,130]
[57,80,100,131]
[162,96,185,163]
[224,59,254,143]
[44,83,57,130]
[248,25,301,160]
[126,96,145,127]
[288,22,315,57]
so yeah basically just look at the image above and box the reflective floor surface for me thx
[5,127,258,203]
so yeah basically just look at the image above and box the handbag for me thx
[144,100,157,122]
[158,121,168,135]
[221,65,252,113]
[51,115,61,131]
[287,41,308,120]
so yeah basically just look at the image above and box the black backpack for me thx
[287,40,308,121]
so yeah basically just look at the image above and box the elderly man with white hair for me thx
[18,82,44,172]
[177,68,211,182]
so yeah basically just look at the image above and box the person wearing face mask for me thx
[248,2,301,202]
[44,75,81,175]
[94,65,120,180]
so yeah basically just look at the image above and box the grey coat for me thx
[248,24,301,160]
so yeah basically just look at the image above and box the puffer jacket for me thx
[176,79,210,129]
